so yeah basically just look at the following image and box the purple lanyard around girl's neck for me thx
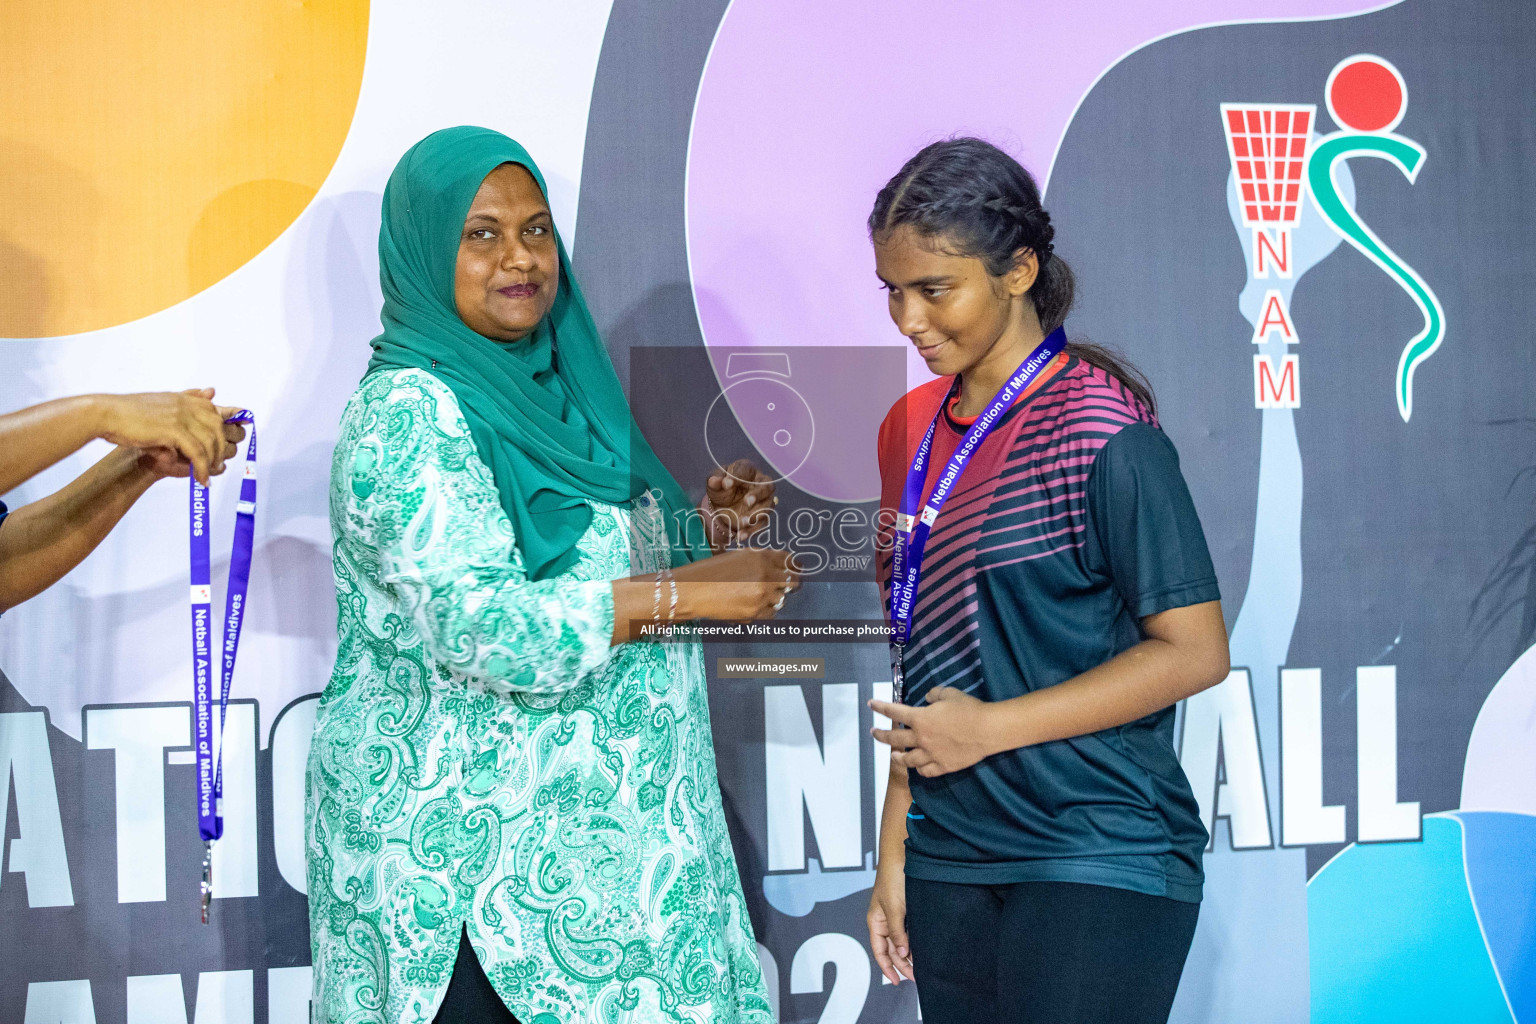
[888,329,1063,703]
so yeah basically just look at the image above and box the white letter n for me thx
[764,684,861,870]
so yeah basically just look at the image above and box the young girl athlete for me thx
[866,138,1231,1024]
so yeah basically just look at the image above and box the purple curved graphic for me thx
[1463,640,1536,816]
[686,0,1388,501]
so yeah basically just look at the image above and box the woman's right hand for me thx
[868,865,913,985]
[673,547,800,622]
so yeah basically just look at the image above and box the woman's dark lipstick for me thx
[498,283,538,299]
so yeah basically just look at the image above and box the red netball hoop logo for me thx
[1222,54,1442,419]
[1221,102,1314,280]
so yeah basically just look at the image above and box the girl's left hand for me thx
[869,687,1002,777]
[702,458,776,549]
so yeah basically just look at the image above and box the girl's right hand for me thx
[673,547,799,621]
[867,866,913,985]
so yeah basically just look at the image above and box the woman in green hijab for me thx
[306,127,788,1024]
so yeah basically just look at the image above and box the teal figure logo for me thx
[1306,54,1444,421]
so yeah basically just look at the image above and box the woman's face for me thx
[454,163,559,341]
[873,225,1038,378]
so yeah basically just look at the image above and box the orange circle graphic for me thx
[1,0,369,338]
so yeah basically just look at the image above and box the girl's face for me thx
[873,225,1038,378]
[454,163,560,342]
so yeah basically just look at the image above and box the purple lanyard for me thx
[889,330,1062,702]
[189,411,256,914]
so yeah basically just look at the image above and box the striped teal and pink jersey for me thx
[878,352,1219,901]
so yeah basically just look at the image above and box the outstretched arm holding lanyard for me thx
[0,388,245,612]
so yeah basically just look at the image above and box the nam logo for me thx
[1221,54,1443,420]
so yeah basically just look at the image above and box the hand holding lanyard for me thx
[190,410,256,923]
[889,330,1063,703]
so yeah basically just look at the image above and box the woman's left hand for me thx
[869,688,1003,778]
[702,458,776,549]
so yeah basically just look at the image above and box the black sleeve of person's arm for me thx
[0,499,8,616]
[1084,422,1221,619]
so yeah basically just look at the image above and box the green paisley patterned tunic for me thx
[306,367,773,1024]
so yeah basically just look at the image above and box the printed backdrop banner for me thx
[2,1,1533,1022]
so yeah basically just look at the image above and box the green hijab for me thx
[367,126,709,580]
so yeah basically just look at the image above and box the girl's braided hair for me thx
[869,137,1155,414]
